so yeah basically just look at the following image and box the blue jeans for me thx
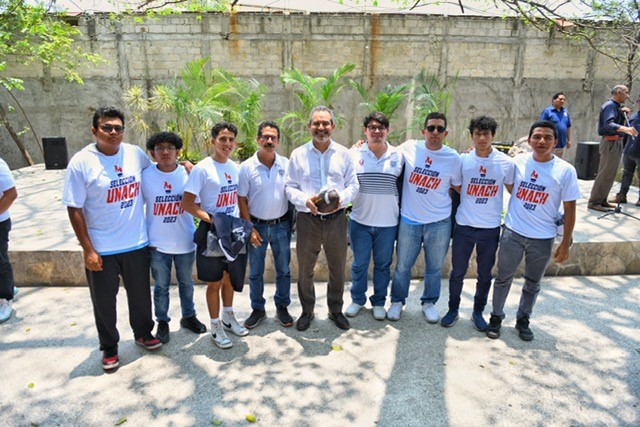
[248,220,292,311]
[0,218,15,301]
[150,249,197,322]
[448,224,500,313]
[390,217,452,305]
[349,219,397,307]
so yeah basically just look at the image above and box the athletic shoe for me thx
[13,287,18,296]
[276,306,294,327]
[372,306,386,320]
[345,302,363,318]
[243,309,266,329]
[422,303,439,324]
[515,317,534,341]
[440,310,459,327]
[486,314,502,339]
[135,335,162,350]
[0,299,13,323]
[387,302,403,321]
[155,320,170,343]
[180,316,207,334]
[222,311,249,336]
[211,321,232,349]
[101,348,119,372]
[471,310,487,331]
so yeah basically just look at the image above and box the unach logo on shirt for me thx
[163,181,172,194]
[107,175,140,204]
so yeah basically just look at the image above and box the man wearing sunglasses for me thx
[63,106,161,372]
[387,112,462,323]
[238,121,294,330]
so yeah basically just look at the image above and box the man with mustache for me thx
[238,121,294,329]
[285,106,359,331]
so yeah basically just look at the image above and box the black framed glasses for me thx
[153,146,178,152]
[425,125,446,133]
[99,124,124,134]
[258,135,278,142]
[366,125,387,132]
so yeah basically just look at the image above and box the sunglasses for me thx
[425,125,446,133]
[100,124,124,134]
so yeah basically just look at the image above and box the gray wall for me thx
[0,12,624,169]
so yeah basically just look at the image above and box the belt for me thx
[305,209,345,221]
[603,135,621,141]
[250,213,288,226]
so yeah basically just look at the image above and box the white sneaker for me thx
[372,306,386,321]
[345,302,363,318]
[0,299,13,323]
[387,302,403,321]
[211,321,232,349]
[422,303,439,324]
[222,311,249,336]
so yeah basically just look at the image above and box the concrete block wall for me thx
[0,12,626,169]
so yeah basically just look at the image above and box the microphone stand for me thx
[598,202,640,221]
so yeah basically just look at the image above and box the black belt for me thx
[304,209,345,221]
[250,213,288,226]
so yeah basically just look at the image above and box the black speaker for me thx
[42,137,68,170]
[575,141,600,180]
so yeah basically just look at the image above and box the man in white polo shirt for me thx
[0,156,18,323]
[238,121,294,329]
[346,112,403,320]
[387,112,462,323]
[141,131,206,344]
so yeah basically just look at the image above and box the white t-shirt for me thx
[0,158,15,222]
[456,149,515,228]
[62,143,152,255]
[505,154,581,239]
[350,143,404,227]
[399,140,462,224]
[184,156,239,217]
[238,153,289,220]
[142,164,196,254]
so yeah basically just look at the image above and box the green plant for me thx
[411,70,458,132]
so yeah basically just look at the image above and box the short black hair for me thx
[211,121,238,139]
[146,131,183,151]
[552,92,566,101]
[423,112,447,129]
[468,116,498,136]
[528,120,558,139]
[257,120,280,139]
[363,112,390,129]
[93,106,125,129]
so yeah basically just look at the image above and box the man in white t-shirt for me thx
[387,112,462,323]
[238,121,293,329]
[141,131,206,344]
[486,120,580,341]
[62,107,161,372]
[0,156,18,323]
[346,112,403,321]
[441,116,515,331]
[182,122,249,349]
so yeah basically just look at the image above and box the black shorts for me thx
[195,247,247,291]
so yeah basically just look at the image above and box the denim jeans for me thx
[349,219,397,307]
[448,224,500,313]
[150,249,197,322]
[248,220,292,311]
[0,218,14,301]
[390,216,452,305]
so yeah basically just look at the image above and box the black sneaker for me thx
[180,316,207,334]
[276,306,294,327]
[328,311,350,330]
[102,347,119,372]
[244,309,266,329]
[156,320,170,343]
[485,314,502,339]
[515,317,534,341]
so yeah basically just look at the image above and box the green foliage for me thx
[411,70,458,131]
[124,57,265,162]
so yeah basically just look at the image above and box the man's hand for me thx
[566,140,572,149]
[553,240,572,264]
[84,249,103,271]
[250,228,263,248]
[620,125,639,137]
[351,140,365,150]
[621,106,632,115]
[305,196,320,215]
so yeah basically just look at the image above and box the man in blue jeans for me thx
[346,112,403,320]
[0,156,18,323]
[141,131,206,343]
[387,112,462,323]
[238,121,294,329]
[441,116,515,330]
[486,120,580,341]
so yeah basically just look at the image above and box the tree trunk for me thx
[0,101,35,166]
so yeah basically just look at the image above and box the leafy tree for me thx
[349,81,410,142]
[0,0,101,165]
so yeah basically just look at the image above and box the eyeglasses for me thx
[425,125,446,133]
[153,146,177,152]
[366,125,387,132]
[530,135,555,143]
[310,120,332,128]
[259,135,278,142]
[99,124,124,134]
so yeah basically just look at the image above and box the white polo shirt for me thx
[0,158,15,222]
[238,153,289,220]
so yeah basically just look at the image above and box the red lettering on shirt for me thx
[515,187,549,205]
[106,182,140,203]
